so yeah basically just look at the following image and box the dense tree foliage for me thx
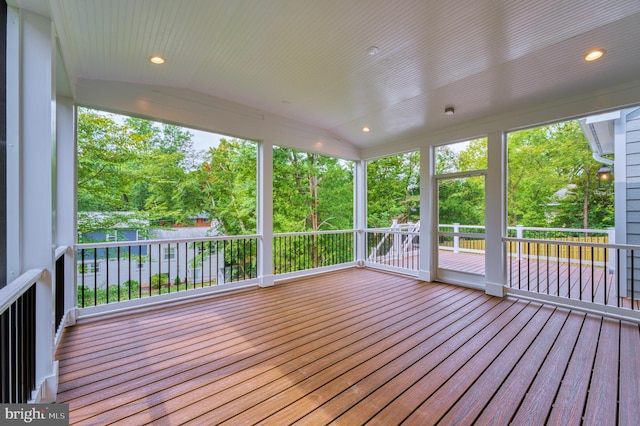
[77,109,614,246]
[77,109,354,239]
[367,152,420,228]
[273,147,353,232]
[507,121,613,229]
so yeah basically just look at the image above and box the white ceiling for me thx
[12,0,640,156]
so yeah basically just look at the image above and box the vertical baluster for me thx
[631,250,635,310]
[2,309,9,402]
[509,241,513,288]
[81,249,86,308]
[579,244,583,301]
[604,246,608,305]
[536,242,540,293]
[148,243,152,297]
[591,246,595,303]
[184,242,189,288]
[526,241,530,292]
[93,248,98,306]
[9,304,16,402]
[138,245,142,299]
[128,246,132,301]
[567,244,571,299]
[117,246,121,302]
[617,249,621,308]
[546,243,550,295]
[556,243,560,297]
[105,247,110,304]
[208,241,212,285]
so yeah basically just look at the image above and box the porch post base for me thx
[30,361,58,404]
[259,275,275,287]
[485,281,505,297]
[418,269,433,282]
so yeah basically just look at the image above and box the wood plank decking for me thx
[56,268,640,425]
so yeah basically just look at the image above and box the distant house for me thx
[77,213,223,289]
[171,214,214,228]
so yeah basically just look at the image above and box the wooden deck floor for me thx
[56,268,640,425]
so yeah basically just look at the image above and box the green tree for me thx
[507,121,613,229]
[273,147,353,233]
[198,139,257,235]
[77,109,140,212]
[77,109,202,237]
[367,152,420,228]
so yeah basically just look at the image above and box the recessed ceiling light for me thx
[362,126,371,132]
[367,46,379,56]
[149,55,165,64]
[444,106,455,116]
[584,49,605,62]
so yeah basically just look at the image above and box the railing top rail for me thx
[439,232,486,238]
[438,224,610,234]
[55,246,71,260]
[76,234,261,249]
[0,268,43,313]
[507,225,610,233]
[274,229,355,238]
[365,228,420,235]
[503,236,638,251]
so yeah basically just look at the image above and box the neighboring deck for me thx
[56,268,640,425]
[438,250,640,310]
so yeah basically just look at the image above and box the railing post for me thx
[257,141,274,287]
[392,219,402,258]
[453,223,460,253]
[607,227,615,273]
[516,225,524,260]
[354,160,367,266]
[56,97,77,328]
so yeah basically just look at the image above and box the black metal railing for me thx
[505,238,639,312]
[77,236,258,308]
[1,275,38,403]
[273,231,354,274]
[55,253,65,333]
[366,228,420,271]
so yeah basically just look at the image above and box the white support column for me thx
[6,6,20,279]
[7,8,58,402]
[453,223,460,253]
[258,141,274,287]
[56,97,77,324]
[354,160,367,265]
[485,131,507,296]
[418,146,434,281]
[516,225,524,260]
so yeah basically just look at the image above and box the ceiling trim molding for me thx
[75,79,361,160]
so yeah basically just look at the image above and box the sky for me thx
[95,108,225,152]
[189,128,224,152]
